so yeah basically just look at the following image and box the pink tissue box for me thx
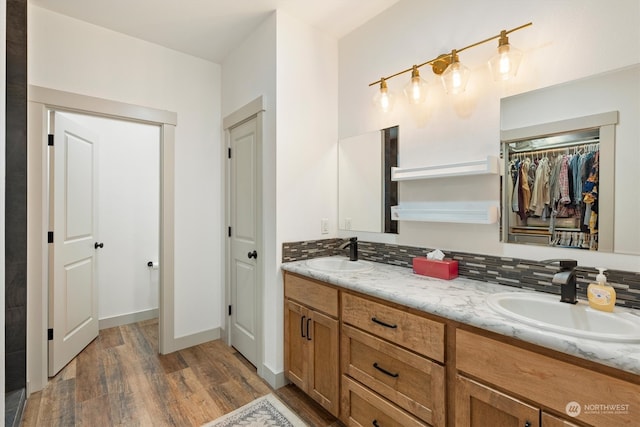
[413,257,458,280]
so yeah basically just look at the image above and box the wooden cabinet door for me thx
[308,308,340,416]
[456,375,540,427]
[284,300,308,391]
[284,298,339,417]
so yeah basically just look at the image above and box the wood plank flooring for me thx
[21,319,342,427]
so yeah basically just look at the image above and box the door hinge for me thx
[228,305,232,316]
[47,134,54,146]
[228,226,232,237]
[48,231,54,243]
[228,147,231,159]
[48,328,53,341]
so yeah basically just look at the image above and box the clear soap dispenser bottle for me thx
[587,268,616,312]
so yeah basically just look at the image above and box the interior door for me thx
[229,117,259,366]
[48,112,100,376]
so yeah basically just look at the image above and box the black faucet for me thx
[339,237,358,261]
[542,259,578,304]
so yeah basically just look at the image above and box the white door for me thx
[48,112,100,376]
[229,117,260,366]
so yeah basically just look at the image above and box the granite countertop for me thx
[281,256,640,376]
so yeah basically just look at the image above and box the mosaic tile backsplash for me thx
[282,238,640,310]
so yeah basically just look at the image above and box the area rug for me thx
[201,393,308,427]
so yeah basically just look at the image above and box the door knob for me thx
[94,242,104,249]
[247,250,257,259]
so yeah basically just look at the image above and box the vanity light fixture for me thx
[488,30,524,81]
[441,49,470,94]
[403,65,428,104]
[372,77,395,112]
[370,22,532,111]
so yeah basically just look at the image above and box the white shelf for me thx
[391,201,500,224]
[391,156,499,181]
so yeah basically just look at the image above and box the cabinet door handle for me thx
[371,317,397,329]
[306,317,312,341]
[524,422,531,427]
[300,315,306,338]
[372,420,380,427]
[373,362,399,378]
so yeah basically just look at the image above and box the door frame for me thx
[27,85,177,393]
[223,96,264,377]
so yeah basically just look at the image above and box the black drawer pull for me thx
[372,420,380,427]
[371,317,397,329]
[300,315,306,338]
[306,317,312,341]
[373,362,399,378]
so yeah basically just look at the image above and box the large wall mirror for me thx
[338,126,398,234]
[500,64,639,254]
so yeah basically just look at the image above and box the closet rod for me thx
[509,138,599,153]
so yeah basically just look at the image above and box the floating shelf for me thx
[391,156,499,181]
[391,201,500,224]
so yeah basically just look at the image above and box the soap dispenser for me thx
[587,268,616,312]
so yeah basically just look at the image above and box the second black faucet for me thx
[339,237,358,261]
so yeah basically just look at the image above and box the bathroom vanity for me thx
[282,258,640,427]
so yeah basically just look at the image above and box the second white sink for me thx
[306,256,374,273]
[487,292,640,342]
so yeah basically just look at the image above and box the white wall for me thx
[28,5,222,339]
[1,0,6,416]
[222,12,277,380]
[275,10,338,375]
[64,113,160,322]
[222,10,338,384]
[338,0,640,271]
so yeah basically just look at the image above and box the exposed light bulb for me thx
[488,32,523,81]
[403,65,428,104]
[373,78,395,113]
[441,51,470,95]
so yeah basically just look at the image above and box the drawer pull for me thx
[300,315,306,338]
[373,362,399,378]
[524,422,531,427]
[371,317,397,329]
[372,420,380,427]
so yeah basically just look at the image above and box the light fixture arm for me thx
[368,22,532,86]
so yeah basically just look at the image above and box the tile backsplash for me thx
[282,238,640,310]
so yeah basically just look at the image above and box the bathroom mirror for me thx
[338,126,398,233]
[500,65,640,254]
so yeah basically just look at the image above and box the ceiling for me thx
[30,0,401,63]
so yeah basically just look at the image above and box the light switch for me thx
[321,218,329,234]
[345,218,352,230]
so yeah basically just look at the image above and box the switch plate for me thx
[345,218,352,230]
[321,218,329,234]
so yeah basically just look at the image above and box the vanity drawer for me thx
[341,376,429,427]
[456,329,640,426]
[284,273,338,317]
[341,292,445,362]
[342,324,445,426]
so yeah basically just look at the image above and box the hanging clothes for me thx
[517,158,531,221]
[583,151,599,234]
[530,157,550,217]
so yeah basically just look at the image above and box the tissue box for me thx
[413,257,458,280]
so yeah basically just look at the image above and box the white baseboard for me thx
[261,363,288,389]
[171,327,221,352]
[99,308,159,330]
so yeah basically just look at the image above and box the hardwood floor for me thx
[21,319,342,427]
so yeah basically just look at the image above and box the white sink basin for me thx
[306,257,374,273]
[487,292,640,342]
